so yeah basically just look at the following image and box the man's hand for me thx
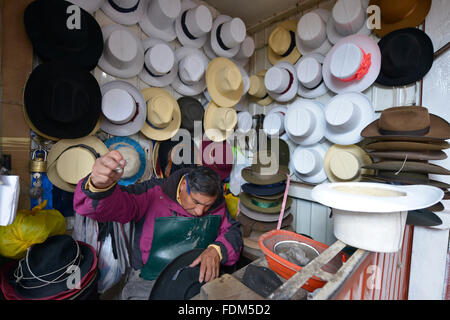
[189,246,220,283]
[90,150,126,189]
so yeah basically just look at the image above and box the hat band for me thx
[216,23,231,51]
[379,126,430,136]
[108,0,140,13]
[251,198,282,209]
[47,144,101,174]
[279,69,294,95]
[339,48,372,82]
[280,31,296,57]
[181,10,198,40]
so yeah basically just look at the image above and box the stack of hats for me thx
[360,106,450,210]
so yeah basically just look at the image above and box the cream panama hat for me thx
[140,88,181,141]
[98,24,144,79]
[101,0,145,26]
[295,53,329,99]
[296,9,332,56]
[139,38,177,88]
[47,136,108,192]
[264,61,298,102]
[100,80,146,136]
[292,141,331,184]
[248,70,274,106]
[175,0,212,48]
[139,0,181,41]
[203,101,238,142]
[268,20,301,66]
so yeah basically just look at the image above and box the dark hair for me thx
[186,166,222,197]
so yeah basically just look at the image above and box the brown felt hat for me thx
[367,150,448,161]
[364,141,450,152]
[361,106,450,142]
[361,171,450,189]
[237,211,293,237]
[362,161,450,175]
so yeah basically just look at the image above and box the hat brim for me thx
[203,101,237,142]
[175,0,209,48]
[361,173,450,189]
[363,161,450,175]
[295,53,329,98]
[266,61,298,102]
[240,192,292,214]
[364,140,450,152]
[406,209,443,227]
[241,166,288,185]
[268,20,301,66]
[292,143,329,184]
[100,80,147,136]
[323,34,381,94]
[241,182,287,197]
[171,47,209,96]
[237,211,293,236]
[140,88,182,141]
[210,15,241,58]
[101,0,145,26]
[239,203,291,222]
[367,150,448,161]
[295,9,332,56]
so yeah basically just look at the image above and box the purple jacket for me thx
[73,168,242,268]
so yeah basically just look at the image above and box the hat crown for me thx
[298,12,327,48]
[287,107,315,137]
[217,67,242,93]
[105,29,138,68]
[297,56,322,88]
[265,67,291,93]
[332,0,366,36]
[102,88,136,124]
[148,95,174,128]
[217,108,238,130]
[378,0,419,24]
[294,148,321,176]
[269,27,292,55]
[253,150,280,175]
[235,36,255,59]
[218,17,246,49]
[184,5,213,37]
[248,75,266,97]
[179,55,204,83]
[381,34,420,77]
[114,145,140,178]
[326,99,361,131]
[237,111,253,133]
[330,151,360,180]
[330,43,363,79]
[264,112,284,136]
[148,0,181,29]
[146,43,175,74]
[378,106,430,134]
[56,146,96,184]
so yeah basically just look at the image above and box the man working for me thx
[73,150,242,299]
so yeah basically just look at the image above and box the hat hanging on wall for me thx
[99,80,146,136]
[206,57,243,108]
[268,20,301,66]
[233,36,255,67]
[104,136,147,186]
[375,28,434,87]
[175,0,212,48]
[324,144,374,182]
[241,150,289,185]
[208,15,247,58]
[323,34,381,94]
[263,106,287,138]
[23,61,102,140]
[139,38,177,88]
[101,0,146,26]
[98,24,144,79]
[284,99,326,146]
[237,111,253,134]
[292,142,331,184]
[361,106,450,142]
[139,0,181,40]
[248,70,274,106]
[171,46,209,96]
[68,0,105,14]
[264,61,298,102]
[178,97,205,135]
[140,88,181,141]
[324,92,375,145]
[295,9,332,56]
[369,0,432,37]
[47,136,108,192]
[326,0,371,45]
[24,0,103,71]
[295,53,329,99]
[203,101,237,142]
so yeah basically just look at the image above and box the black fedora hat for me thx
[178,97,205,134]
[24,61,102,140]
[376,28,434,86]
[149,249,207,300]
[24,0,103,71]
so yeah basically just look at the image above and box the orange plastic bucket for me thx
[258,229,346,292]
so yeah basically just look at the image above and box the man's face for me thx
[180,179,217,216]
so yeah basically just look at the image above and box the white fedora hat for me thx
[292,141,331,184]
[101,0,145,25]
[323,34,381,94]
[284,99,326,146]
[69,0,105,14]
[139,0,181,41]
[264,61,298,102]
[324,144,373,182]
[175,0,212,48]
[237,111,253,134]
[233,36,255,67]
[171,46,209,96]
[263,106,287,138]
[209,15,247,58]
[326,0,371,45]
[324,92,374,145]
[296,9,332,56]
[98,24,144,79]
[295,53,329,99]
[139,38,177,88]
[100,80,146,136]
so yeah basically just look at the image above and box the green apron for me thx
[140,211,221,280]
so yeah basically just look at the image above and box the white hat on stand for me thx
[171,46,209,96]
[69,0,105,14]
[263,106,287,137]
[295,53,329,99]
[284,99,326,146]
[101,0,145,25]
[296,9,332,56]
[292,141,331,184]
[233,36,255,66]
[98,24,144,78]
[208,15,247,58]
[139,0,181,41]
[175,0,212,48]
[324,92,375,145]
[264,61,298,102]
[139,38,177,87]
[237,111,253,134]
[326,0,371,44]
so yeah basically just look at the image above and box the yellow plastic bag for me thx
[0,200,66,259]
[225,193,239,220]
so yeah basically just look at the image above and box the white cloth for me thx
[0,175,20,226]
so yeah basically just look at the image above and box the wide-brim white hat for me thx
[263,106,287,137]
[284,99,326,146]
[295,9,332,56]
[324,92,374,145]
[139,38,177,88]
[323,34,381,94]
[171,46,209,96]
[175,0,212,48]
[101,0,145,26]
[139,0,181,41]
[98,24,144,79]
[295,53,329,99]
[265,61,298,102]
[292,141,331,184]
[326,0,371,45]
[70,0,105,14]
[100,80,146,136]
[209,15,246,58]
